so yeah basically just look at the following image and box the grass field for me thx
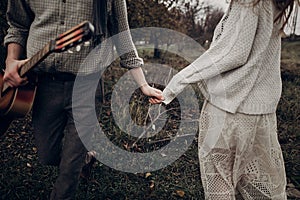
[0,40,299,199]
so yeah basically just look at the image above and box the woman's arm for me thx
[162,1,269,104]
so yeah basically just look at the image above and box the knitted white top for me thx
[162,0,283,114]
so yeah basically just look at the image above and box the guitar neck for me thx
[1,42,53,94]
[19,41,53,77]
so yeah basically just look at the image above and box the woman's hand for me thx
[3,58,28,87]
[140,84,164,104]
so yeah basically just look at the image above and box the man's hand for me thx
[140,84,164,104]
[129,67,164,103]
[3,58,28,88]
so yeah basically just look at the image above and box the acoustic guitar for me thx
[0,21,94,136]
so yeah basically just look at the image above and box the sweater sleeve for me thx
[4,0,34,48]
[110,0,143,69]
[162,1,261,105]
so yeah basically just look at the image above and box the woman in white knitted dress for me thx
[150,0,298,199]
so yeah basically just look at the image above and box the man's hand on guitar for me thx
[4,58,29,88]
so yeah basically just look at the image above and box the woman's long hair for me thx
[273,0,298,29]
[254,0,299,29]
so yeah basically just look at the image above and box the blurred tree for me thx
[181,1,206,38]
[202,7,224,44]
[127,0,184,58]
[175,0,224,44]
[127,0,223,57]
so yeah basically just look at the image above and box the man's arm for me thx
[5,0,34,49]
[6,43,24,62]
[129,67,163,99]
[109,0,144,69]
[109,0,163,100]
[4,43,28,87]
[3,0,34,87]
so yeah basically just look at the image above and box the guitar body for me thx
[0,73,37,135]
